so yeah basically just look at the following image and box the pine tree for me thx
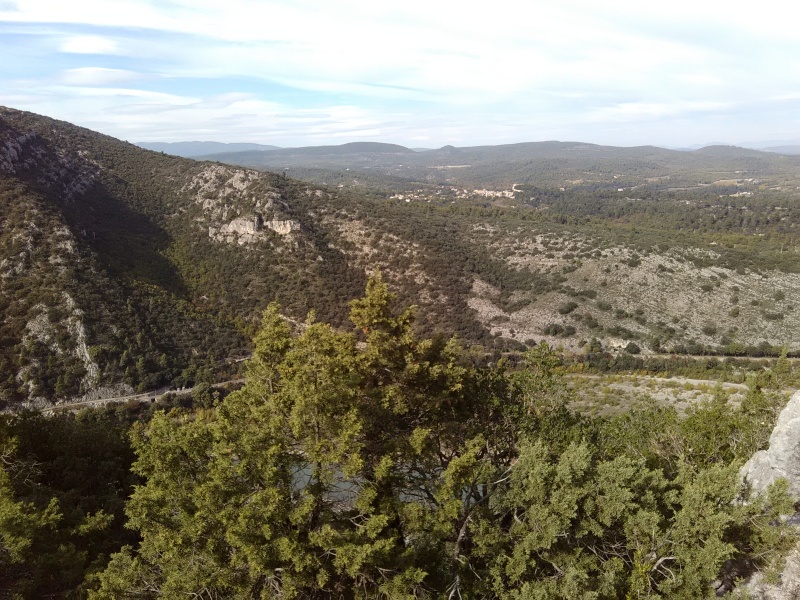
[93,275,798,599]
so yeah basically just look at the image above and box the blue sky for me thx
[2,0,800,148]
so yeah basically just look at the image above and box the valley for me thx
[3,107,800,409]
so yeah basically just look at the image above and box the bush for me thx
[583,315,600,329]
[624,342,641,354]
[763,312,784,321]
[558,301,578,315]
[543,323,565,336]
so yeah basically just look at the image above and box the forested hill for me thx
[0,108,537,408]
[3,106,800,409]
[0,107,370,407]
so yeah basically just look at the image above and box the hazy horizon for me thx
[132,138,799,153]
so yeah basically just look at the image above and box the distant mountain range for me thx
[675,140,800,154]
[760,145,800,155]
[140,139,800,161]
[188,138,800,191]
[227,141,416,158]
[135,141,280,157]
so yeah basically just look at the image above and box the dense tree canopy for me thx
[84,275,796,599]
[0,410,137,597]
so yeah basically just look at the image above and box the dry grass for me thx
[566,373,748,416]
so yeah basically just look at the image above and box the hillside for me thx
[0,108,368,407]
[201,137,800,357]
[3,106,800,408]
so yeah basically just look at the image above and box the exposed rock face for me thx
[181,165,301,245]
[741,390,800,498]
[222,216,262,236]
[266,219,300,235]
[209,215,300,245]
[0,116,100,203]
[733,392,800,599]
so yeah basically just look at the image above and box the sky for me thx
[2,0,800,148]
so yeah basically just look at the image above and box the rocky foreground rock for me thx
[741,390,800,498]
[737,390,800,599]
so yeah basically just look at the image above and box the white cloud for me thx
[583,101,732,124]
[3,0,800,145]
[60,35,118,54]
[49,85,196,104]
[60,67,145,86]
[0,77,396,143]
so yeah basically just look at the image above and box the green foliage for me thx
[0,462,64,597]
[95,275,522,597]
[94,277,797,598]
[0,409,137,597]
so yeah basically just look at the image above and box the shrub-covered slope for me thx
[3,106,800,407]
[0,108,369,406]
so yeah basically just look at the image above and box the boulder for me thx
[741,390,800,498]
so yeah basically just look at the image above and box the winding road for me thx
[40,380,244,415]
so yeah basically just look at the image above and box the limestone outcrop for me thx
[741,390,800,498]
[209,215,300,245]
[266,219,300,235]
